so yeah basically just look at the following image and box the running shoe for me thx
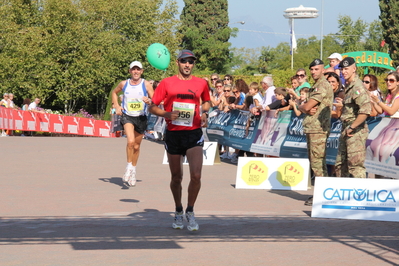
[127,170,136,187]
[186,212,199,231]
[230,153,238,163]
[172,211,184,229]
[220,152,229,160]
[122,168,134,183]
[304,196,313,206]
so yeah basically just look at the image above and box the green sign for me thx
[326,51,395,74]
[342,51,395,71]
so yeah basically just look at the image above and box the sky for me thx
[175,0,381,49]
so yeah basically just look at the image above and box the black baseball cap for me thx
[177,49,197,60]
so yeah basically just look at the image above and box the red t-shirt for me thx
[152,75,210,131]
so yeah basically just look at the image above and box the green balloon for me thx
[146,43,170,70]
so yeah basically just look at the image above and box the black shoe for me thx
[304,196,313,206]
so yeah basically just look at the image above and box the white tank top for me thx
[122,79,147,117]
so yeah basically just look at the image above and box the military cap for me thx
[338,57,356,68]
[309,59,324,69]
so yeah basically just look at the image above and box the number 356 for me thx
[178,111,191,119]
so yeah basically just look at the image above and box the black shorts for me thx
[164,128,204,156]
[121,114,147,134]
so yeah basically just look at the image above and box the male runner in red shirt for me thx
[149,50,211,231]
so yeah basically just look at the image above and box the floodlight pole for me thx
[320,0,324,59]
[290,19,294,70]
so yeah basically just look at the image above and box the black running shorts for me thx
[121,114,147,135]
[164,128,204,156]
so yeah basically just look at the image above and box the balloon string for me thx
[161,70,167,79]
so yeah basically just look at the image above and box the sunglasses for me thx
[224,78,230,81]
[179,58,195,64]
[362,80,370,84]
[211,78,218,81]
[224,90,231,92]
[296,74,305,78]
[385,78,396,83]
[233,91,239,94]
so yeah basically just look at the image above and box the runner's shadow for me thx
[99,177,141,190]
[120,199,140,203]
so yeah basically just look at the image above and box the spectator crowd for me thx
[199,53,399,182]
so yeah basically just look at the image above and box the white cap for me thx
[129,61,143,69]
[327,53,342,61]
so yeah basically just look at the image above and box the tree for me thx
[259,35,342,71]
[258,46,275,74]
[335,15,367,52]
[179,0,233,73]
[0,0,180,116]
[364,20,385,52]
[228,47,262,75]
[379,0,399,65]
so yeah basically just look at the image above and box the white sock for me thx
[127,162,133,169]
[132,166,136,172]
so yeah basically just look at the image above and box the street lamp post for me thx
[283,5,319,69]
[320,0,324,60]
[229,21,245,25]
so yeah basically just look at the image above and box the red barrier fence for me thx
[0,107,114,138]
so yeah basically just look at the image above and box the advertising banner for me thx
[235,157,310,190]
[146,113,157,131]
[278,112,308,159]
[207,109,260,152]
[250,110,291,157]
[365,117,399,178]
[0,108,112,137]
[312,177,399,222]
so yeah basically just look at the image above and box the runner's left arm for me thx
[143,81,154,105]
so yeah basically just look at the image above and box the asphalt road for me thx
[0,137,398,265]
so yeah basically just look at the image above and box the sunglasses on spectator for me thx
[224,90,231,92]
[233,91,239,94]
[296,74,305,78]
[179,58,195,64]
[211,78,218,81]
[224,78,230,80]
[362,80,370,84]
[385,78,396,83]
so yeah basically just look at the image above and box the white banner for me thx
[235,157,309,190]
[312,177,399,222]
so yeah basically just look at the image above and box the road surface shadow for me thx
[1,211,398,265]
[99,177,142,190]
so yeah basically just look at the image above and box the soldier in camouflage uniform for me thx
[299,59,333,178]
[335,57,371,178]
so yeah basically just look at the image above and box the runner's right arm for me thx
[148,104,179,121]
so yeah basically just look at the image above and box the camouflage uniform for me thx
[335,75,371,178]
[303,75,333,177]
